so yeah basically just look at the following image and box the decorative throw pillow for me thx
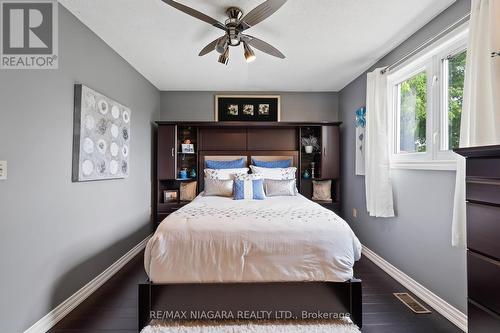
[264,179,298,197]
[204,168,249,180]
[233,173,263,181]
[204,179,233,197]
[251,158,292,168]
[312,180,332,201]
[233,178,265,200]
[205,158,246,169]
[180,181,197,201]
[249,165,296,180]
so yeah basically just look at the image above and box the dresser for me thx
[455,145,500,332]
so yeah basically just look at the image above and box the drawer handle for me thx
[469,250,500,267]
[467,177,500,186]
[171,148,175,157]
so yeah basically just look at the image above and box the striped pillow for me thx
[233,178,265,200]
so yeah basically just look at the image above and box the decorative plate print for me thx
[110,124,119,138]
[122,110,130,123]
[81,160,94,176]
[83,137,94,154]
[109,160,118,175]
[111,105,120,119]
[98,100,109,114]
[122,145,129,157]
[110,142,119,157]
[97,139,107,154]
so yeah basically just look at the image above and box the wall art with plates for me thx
[72,84,131,182]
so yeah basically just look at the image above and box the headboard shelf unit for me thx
[154,121,342,225]
[177,125,198,177]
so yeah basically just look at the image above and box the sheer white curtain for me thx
[365,68,395,218]
[452,0,500,247]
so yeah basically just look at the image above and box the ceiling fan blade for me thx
[241,35,285,59]
[239,0,288,30]
[161,0,226,31]
[198,38,220,56]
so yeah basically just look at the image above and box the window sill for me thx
[390,160,457,171]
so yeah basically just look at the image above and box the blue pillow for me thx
[205,158,246,169]
[233,179,265,200]
[251,158,292,168]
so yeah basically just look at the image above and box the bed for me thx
[140,148,362,331]
[145,193,361,283]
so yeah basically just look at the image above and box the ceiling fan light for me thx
[243,42,256,63]
[218,47,230,65]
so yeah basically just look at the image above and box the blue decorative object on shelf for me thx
[355,106,366,128]
[190,168,197,178]
[179,168,188,179]
[302,169,311,179]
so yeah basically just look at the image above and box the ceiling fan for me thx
[161,0,288,65]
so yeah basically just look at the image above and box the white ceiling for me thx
[60,0,455,91]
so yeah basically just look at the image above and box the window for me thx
[445,50,466,150]
[398,71,427,153]
[388,24,468,170]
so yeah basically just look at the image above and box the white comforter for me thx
[145,194,361,283]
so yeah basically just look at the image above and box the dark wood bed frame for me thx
[140,121,362,331]
[138,280,362,329]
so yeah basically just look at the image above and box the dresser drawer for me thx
[467,203,500,260]
[468,300,500,333]
[468,251,500,314]
[466,178,500,206]
[467,158,500,179]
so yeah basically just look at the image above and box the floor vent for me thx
[394,293,431,314]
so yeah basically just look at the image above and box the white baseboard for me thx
[362,245,467,332]
[24,235,152,333]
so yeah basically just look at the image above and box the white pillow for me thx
[249,165,296,180]
[204,168,249,180]
[233,173,263,181]
[204,179,233,197]
[264,179,298,197]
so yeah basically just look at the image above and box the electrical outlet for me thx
[352,208,358,218]
[0,161,7,180]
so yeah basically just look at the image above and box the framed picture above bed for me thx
[215,95,281,122]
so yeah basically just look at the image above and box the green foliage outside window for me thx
[399,72,427,153]
[448,51,466,149]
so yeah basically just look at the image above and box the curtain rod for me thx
[381,13,470,74]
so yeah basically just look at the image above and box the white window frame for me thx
[387,23,468,171]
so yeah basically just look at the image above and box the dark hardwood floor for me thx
[48,253,463,333]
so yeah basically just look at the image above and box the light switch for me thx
[352,208,358,218]
[0,161,7,180]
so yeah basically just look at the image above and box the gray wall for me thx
[339,0,470,312]
[160,91,339,121]
[0,6,160,333]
